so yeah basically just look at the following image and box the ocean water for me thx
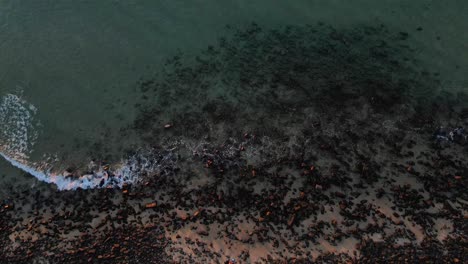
[0,1,467,191]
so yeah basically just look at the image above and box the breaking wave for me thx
[0,151,150,191]
[0,93,171,191]
[1,152,114,190]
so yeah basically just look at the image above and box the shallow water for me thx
[0,0,467,191]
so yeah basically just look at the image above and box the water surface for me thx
[0,0,467,190]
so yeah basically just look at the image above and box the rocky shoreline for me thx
[1,115,466,263]
[1,23,467,263]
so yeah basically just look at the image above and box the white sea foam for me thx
[0,151,140,190]
[0,93,39,160]
[0,140,174,191]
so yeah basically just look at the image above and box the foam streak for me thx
[0,151,132,191]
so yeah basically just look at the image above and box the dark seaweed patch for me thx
[131,23,441,147]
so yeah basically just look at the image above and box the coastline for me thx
[1,91,467,262]
[0,18,467,263]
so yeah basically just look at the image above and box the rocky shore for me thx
[1,23,467,263]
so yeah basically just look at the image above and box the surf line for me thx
[0,151,131,191]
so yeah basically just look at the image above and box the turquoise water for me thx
[0,1,467,190]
